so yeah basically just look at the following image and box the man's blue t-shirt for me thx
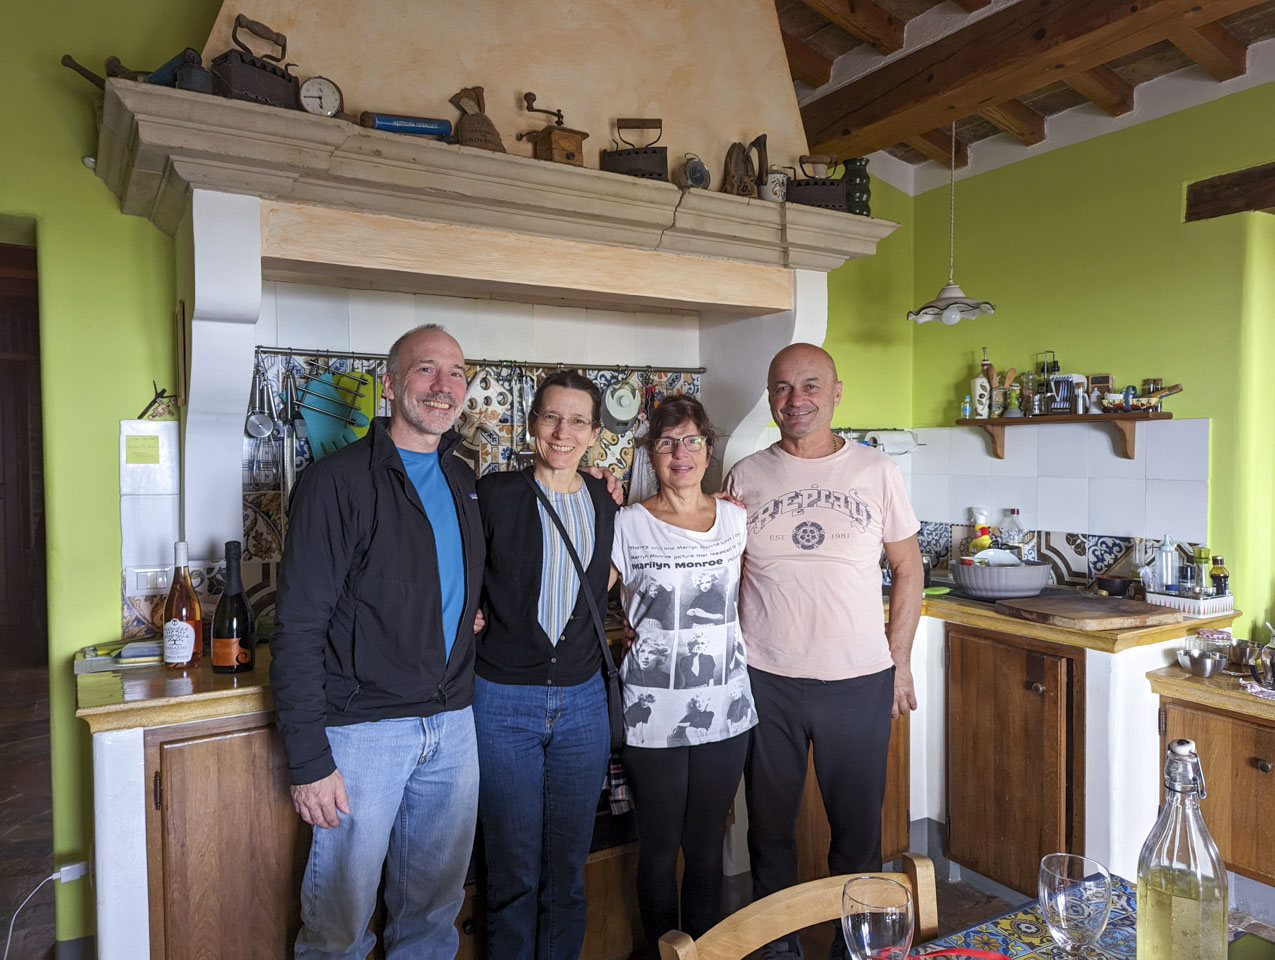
[397,448,464,661]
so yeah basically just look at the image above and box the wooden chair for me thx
[657,853,938,960]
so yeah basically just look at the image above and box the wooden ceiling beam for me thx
[782,30,834,89]
[1063,65,1135,116]
[978,99,1046,146]
[950,0,991,10]
[800,0,1269,157]
[1171,22,1248,81]
[798,0,905,54]
[1185,160,1275,222]
[903,129,969,168]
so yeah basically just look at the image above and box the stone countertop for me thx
[1146,664,1275,725]
[77,603,1241,734]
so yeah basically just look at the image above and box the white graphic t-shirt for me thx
[611,501,757,749]
[724,440,920,681]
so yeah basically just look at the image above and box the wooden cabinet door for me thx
[1162,700,1275,886]
[946,627,1068,895]
[795,711,910,883]
[151,722,303,959]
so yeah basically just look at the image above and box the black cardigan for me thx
[475,469,617,686]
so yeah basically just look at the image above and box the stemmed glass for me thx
[841,876,915,960]
[1037,853,1112,954]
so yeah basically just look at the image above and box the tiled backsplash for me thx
[906,420,1210,543]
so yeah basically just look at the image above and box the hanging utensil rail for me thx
[254,345,704,375]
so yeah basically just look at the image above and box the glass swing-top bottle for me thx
[1135,738,1227,960]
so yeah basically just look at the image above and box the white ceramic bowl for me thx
[950,560,1053,599]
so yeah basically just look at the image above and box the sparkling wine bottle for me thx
[212,540,255,674]
[163,541,202,669]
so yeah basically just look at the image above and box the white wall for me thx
[906,421,1209,540]
[258,282,700,368]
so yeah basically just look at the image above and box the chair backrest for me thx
[657,853,937,960]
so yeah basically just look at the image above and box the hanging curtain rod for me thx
[255,345,705,375]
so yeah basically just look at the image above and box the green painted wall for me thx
[2,0,220,941]
[825,83,1275,634]
[826,177,914,429]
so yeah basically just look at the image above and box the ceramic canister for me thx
[760,169,788,202]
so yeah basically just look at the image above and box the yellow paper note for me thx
[125,435,161,465]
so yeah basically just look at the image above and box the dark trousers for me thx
[622,732,750,953]
[744,666,894,908]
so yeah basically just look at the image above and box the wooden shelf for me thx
[955,411,1173,459]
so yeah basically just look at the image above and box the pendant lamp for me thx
[908,124,995,325]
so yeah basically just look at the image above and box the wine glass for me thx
[841,876,914,960]
[1037,853,1112,954]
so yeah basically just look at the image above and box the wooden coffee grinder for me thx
[516,92,589,166]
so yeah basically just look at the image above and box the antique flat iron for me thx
[516,92,588,166]
[721,134,767,198]
[600,119,668,181]
[787,155,849,211]
[210,14,299,110]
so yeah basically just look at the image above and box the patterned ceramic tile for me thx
[122,592,164,640]
[1094,922,1136,959]
[991,529,1038,562]
[918,924,1034,957]
[990,908,1052,947]
[1038,531,1089,586]
[918,521,951,566]
[243,491,284,562]
[949,523,976,566]
[244,561,278,630]
[1087,535,1138,579]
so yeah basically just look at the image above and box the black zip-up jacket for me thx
[270,418,484,785]
[475,469,617,686]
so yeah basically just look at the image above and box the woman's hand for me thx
[586,465,625,505]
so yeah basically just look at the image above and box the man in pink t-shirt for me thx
[724,343,923,960]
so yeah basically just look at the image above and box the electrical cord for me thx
[4,863,86,960]
[3,873,56,960]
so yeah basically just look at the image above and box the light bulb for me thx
[941,304,962,325]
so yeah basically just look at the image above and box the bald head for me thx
[767,342,843,450]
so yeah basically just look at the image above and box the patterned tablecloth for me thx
[915,874,1139,959]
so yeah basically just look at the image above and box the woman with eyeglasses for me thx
[473,370,618,960]
[608,395,756,953]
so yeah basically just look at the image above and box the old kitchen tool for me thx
[674,154,711,190]
[787,155,849,211]
[60,54,106,90]
[600,119,668,181]
[281,371,298,510]
[210,14,299,110]
[516,92,588,166]
[994,594,1183,631]
[450,86,506,152]
[722,135,767,197]
[601,375,643,434]
[245,364,273,438]
[512,368,537,469]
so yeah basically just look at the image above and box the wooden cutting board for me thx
[994,594,1184,630]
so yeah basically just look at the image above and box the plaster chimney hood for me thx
[92,78,898,563]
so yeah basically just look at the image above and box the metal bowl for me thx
[1094,575,1134,598]
[950,560,1053,599]
[1177,648,1227,677]
[1227,639,1265,669]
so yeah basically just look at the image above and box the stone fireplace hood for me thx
[95,79,899,558]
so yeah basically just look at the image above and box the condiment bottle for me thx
[1209,556,1229,597]
[1156,535,1178,594]
[1136,739,1227,960]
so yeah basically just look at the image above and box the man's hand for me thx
[713,490,745,508]
[473,610,486,633]
[892,663,918,719]
[587,465,625,505]
[290,769,351,828]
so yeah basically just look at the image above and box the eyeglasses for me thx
[535,412,597,430]
[651,435,708,453]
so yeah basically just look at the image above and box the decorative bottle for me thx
[1209,556,1229,597]
[1136,739,1227,960]
[212,540,255,674]
[163,541,202,669]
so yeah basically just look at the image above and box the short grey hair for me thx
[386,323,449,380]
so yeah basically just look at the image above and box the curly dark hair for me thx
[646,395,718,450]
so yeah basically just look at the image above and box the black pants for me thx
[745,666,894,908]
[622,731,750,953]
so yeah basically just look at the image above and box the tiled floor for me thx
[0,665,54,960]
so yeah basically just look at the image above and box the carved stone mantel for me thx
[95,80,897,274]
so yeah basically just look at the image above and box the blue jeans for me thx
[294,709,479,960]
[474,671,611,960]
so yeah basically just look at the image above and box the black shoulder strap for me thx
[520,471,618,681]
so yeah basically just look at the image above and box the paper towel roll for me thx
[863,430,918,456]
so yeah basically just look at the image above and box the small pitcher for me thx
[1250,646,1275,691]
[760,166,791,202]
